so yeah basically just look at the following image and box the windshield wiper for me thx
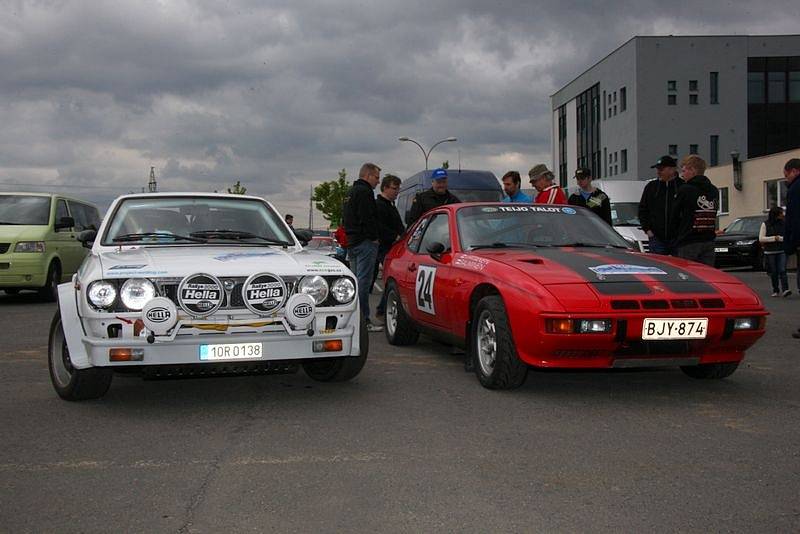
[113,232,205,243]
[558,242,629,249]
[190,230,292,247]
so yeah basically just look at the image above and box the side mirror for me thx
[426,241,446,258]
[78,229,97,248]
[294,229,313,246]
[55,216,75,231]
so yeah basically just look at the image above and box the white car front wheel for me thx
[48,311,113,401]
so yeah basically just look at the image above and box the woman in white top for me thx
[759,206,790,297]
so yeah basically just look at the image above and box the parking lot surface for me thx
[1,271,799,533]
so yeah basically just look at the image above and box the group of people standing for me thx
[499,164,612,225]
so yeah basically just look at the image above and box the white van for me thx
[576,180,650,252]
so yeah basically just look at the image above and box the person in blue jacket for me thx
[501,171,532,203]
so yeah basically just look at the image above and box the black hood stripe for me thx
[587,250,718,295]
[530,248,651,295]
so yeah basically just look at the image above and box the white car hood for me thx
[97,246,349,279]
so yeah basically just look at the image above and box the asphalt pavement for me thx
[1,271,799,533]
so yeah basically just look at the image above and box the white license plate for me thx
[642,318,708,340]
[199,342,263,361]
[715,247,728,253]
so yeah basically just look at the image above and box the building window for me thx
[613,105,617,115]
[689,144,699,155]
[689,94,698,105]
[668,94,677,105]
[621,149,628,173]
[790,70,800,102]
[669,144,678,157]
[576,84,601,184]
[748,56,800,158]
[710,72,719,104]
[604,147,607,177]
[710,135,719,166]
[620,87,626,111]
[689,80,698,91]
[718,187,729,215]
[668,80,677,92]
[765,179,789,210]
[768,71,786,103]
[602,90,606,120]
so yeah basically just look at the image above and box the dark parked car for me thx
[714,215,765,270]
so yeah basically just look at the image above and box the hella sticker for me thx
[145,307,171,323]
[293,303,312,318]
[178,274,223,316]
[243,273,287,315]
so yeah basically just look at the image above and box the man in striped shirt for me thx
[528,164,567,204]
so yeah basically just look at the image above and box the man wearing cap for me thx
[568,167,612,225]
[501,171,532,203]
[406,168,461,226]
[638,155,683,255]
[529,164,567,204]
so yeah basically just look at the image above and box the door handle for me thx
[408,263,417,272]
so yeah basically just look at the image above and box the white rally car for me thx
[48,193,366,400]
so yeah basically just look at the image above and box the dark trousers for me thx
[648,235,677,256]
[765,252,788,293]
[676,241,716,267]
[348,240,378,321]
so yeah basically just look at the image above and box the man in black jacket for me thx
[568,167,612,225]
[638,155,683,255]
[406,168,461,226]
[373,174,405,318]
[342,162,382,331]
[671,155,719,266]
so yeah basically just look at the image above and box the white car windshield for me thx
[457,204,631,250]
[102,197,294,246]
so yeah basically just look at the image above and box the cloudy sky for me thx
[1,0,798,224]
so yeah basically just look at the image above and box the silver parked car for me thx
[48,193,366,400]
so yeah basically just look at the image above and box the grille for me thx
[0,243,9,254]
[614,340,691,357]
[611,298,725,310]
[640,240,650,253]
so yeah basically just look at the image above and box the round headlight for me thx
[297,275,329,305]
[331,277,355,304]
[120,278,156,311]
[88,280,117,309]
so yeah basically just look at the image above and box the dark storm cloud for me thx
[1,0,798,217]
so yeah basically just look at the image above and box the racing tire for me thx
[471,296,528,390]
[302,316,369,382]
[38,262,61,302]
[48,310,113,401]
[384,284,419,346]
[680,362,739,379]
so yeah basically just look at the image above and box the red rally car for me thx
[382,203,767,390]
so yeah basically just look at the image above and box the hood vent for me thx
[519,258,544,265]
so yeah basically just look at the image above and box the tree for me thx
[312,169,349,227]
[227,181,247,194]
[441,160,449,169]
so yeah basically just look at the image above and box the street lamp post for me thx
[398,136,457,170]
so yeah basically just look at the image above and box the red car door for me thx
[405,213,455,330]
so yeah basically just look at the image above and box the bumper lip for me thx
[81,327,357,367]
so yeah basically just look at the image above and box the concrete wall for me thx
[709,147,800,228]
[635,36,748,181]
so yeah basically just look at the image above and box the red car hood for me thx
[470,247,759,306]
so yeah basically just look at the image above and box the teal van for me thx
[0,193,101,300]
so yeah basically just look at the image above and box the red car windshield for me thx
[456,205,630,250]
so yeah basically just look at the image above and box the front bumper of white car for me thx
[58,283,361,369]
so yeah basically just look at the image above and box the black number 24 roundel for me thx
[416,265,436,315]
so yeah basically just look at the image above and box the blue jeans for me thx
[648,235,676,255]
[765,252,788,293]
[348,240,379,321]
